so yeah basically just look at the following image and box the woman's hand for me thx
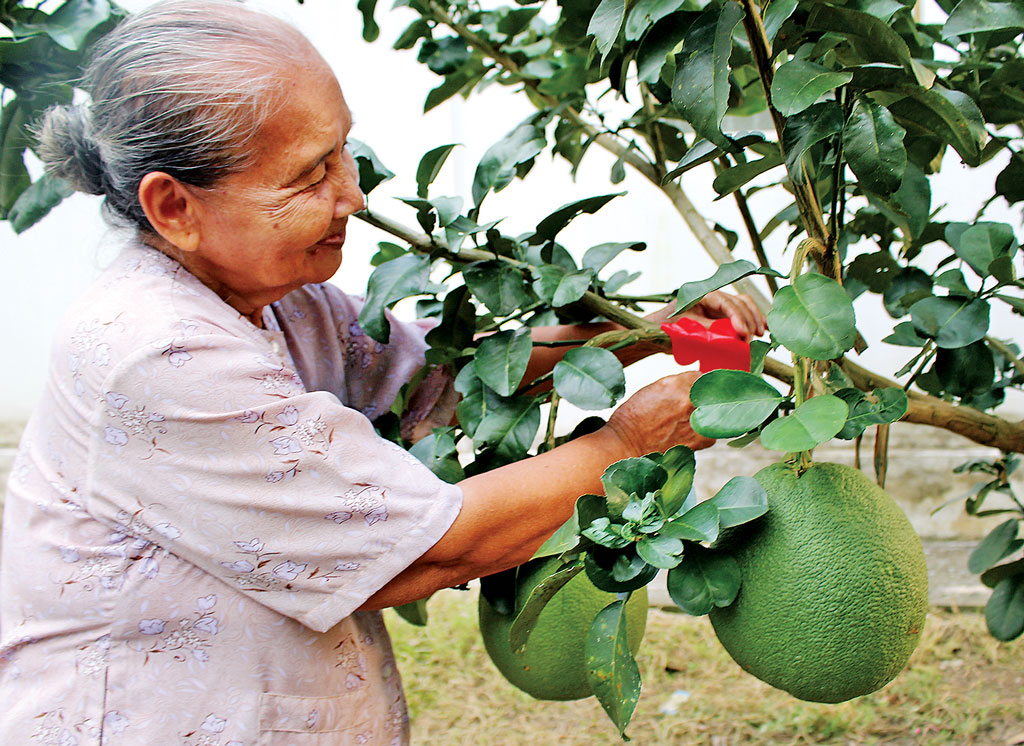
[604,371,714,457]
[673,290,766,341]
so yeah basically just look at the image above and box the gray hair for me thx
[35,0,314,232]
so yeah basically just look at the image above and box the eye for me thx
[305,164,328,190]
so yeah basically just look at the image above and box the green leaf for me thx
[7,174,73,233]
[533,513,581,558]
[582,241,646,273]
[674,259,783,313]
[647,444,695,516]
[588,0,627,61]
[357,254,431,343]
[943,0,1024,38]
[934,269,974,296]
[454,364,487,437]
[846,250,900,293]
[889,87,987,167]
[884,267,934,317]
[480,567,518,616]
[934,341,995,397]
[424,66,482,113]
[15,0,114,51]
[767,273,858,360]
[636,10,695,84]
[529,193,623,245]
[690,370,786,438]
[969,520,1024,574]
[661,135,767,184]
[870,161,931,241]
[510,561,585,651]
[759,395,849,451]
[712,151,785,199]
[670,1,744,148]
[474,328,533,397]
[636,535,685,568]
[946,222,1018,279]
[463,261,533,316]
[474,394,542,460]
[985,573,1024,641]
[348,138,395,195]
[806,4,918,78]
[532,265,594,307]
[473,115,548,206]
[771,60,853,117]
[981,558,1024,589]
[707,476,768,527]
[585,550,660,592]
[995,155,1024,204]
[625,0,687,41]
[781,102,845,181]
[661,500,720,542]
[909,296,990,349]
[392,599,429,626]
[357,0,380,41]
[416,144,459,198]
[763,0,798,43]
[843,98,907,196]
[0,98,31,215]
[424,286,476,365]
[883,321,930,346]
[408,428,465,484]
[602,457,667,517]
[995,293,1024,315]
[666,546,741,615]
[553,347,627,410]
[586,600,642,738]
[833,387,909,439]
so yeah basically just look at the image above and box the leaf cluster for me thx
[482,444,768,736]
[0,0,125,230]
[951,454,1024,641]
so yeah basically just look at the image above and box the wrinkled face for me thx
[184,52,365,313]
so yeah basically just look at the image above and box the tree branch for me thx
[355,207,1024,454]
[422,0,774,315]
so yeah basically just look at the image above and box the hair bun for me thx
[35,104,106,196]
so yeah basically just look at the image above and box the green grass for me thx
[386,588,1024,746]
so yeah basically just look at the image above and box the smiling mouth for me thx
[317,224,347,248]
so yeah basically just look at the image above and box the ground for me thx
[388,588,1024,746]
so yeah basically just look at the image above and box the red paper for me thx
[661,317,751,373]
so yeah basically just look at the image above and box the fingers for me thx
[696,291,767,341]
[605,372,715,457]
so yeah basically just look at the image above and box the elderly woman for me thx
[0,1,765,743]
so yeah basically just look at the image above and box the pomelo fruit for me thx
[479,556,648,701]
[709,461,929,703]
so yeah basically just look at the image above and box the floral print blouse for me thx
[0,242,464,745]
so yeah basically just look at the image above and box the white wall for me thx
[2,0,1021,423]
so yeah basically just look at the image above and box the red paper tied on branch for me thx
[661,317,751,373]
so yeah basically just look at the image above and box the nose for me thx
[334,150,366,219]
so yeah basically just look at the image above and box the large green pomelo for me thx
[479,557,648,701]
[709,462,929,703]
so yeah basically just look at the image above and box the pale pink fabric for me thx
[0,242,463,745]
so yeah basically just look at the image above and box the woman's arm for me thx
[358,371,712,610]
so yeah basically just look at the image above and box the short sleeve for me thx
[84,332,463,633]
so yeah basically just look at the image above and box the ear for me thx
[138,172,202,252]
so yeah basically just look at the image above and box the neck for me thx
[142,234,266,328]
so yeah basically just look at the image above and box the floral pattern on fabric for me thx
[1,242,462,745]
